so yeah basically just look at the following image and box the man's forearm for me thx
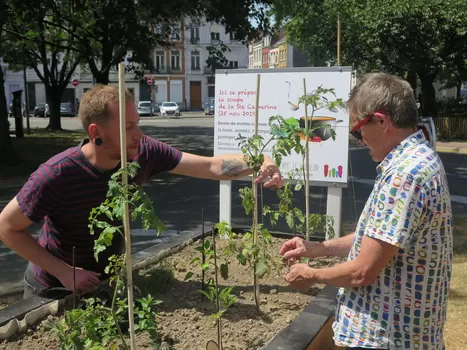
[214,153,256,180]
[306,232,355,258]
[311,260,363,288]
[0,229,68,279]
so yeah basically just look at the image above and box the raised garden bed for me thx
[0,233,342,350]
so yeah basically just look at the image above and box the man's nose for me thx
[134,127,144,140]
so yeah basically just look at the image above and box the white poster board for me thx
[214,67,355,238]
[213,67,353,185]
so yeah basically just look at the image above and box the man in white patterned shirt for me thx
[280,72,453,350]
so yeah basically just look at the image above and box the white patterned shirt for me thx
[333,130,453,350]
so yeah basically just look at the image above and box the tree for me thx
[272,0,467,117]
[4,0,82,130]
[57,0,273,85]
[0,0,20,165]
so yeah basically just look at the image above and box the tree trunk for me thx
[419,73,437,117]
[0,65,21,165]
[406,70,417,95]
[94,71,110,85]
[45,86,63,130]
[0,0,20,165]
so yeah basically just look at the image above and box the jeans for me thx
[23,262,51,299]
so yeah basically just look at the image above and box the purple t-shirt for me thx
[17,135,182,288]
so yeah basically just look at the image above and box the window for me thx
[208,86,215,98]
[191,51,200,70]
[211,32,220,41]
[229,61,238,69]
[171,51,181,70]
[155,51,165,71]
[171,24,181,41]
[190,27,199,42]
[230,32,243,41]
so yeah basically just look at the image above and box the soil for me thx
[0,237,343,350]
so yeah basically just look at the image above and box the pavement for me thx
[436,141,467,154]
[1,116,466,296]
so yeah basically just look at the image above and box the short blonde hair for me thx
[78,84,134,134]
[347,72,418,128]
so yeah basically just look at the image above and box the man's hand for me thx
[57,266,101,294]
[280,237,310,263]
[254,156,285,188]
[284,263,317,290]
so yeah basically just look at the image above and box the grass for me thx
[0,128,85,183]
[11,128,85,165]
[444,214,467,350]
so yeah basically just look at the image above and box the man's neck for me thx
[81,142,119,172]
[388,127,417,150]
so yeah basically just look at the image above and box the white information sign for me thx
[213,67,353,185]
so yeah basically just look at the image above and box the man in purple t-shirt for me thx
[0,84,284,298]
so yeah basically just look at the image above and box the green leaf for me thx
[255,260,268,278]
[184,272,194,281]
[220,263,229,280]
[237,253,247,266]
[285,211,295,230]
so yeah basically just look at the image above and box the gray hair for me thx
[347,72,418,128]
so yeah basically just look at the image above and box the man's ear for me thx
[377,114,392,133]
[88,123,100,140]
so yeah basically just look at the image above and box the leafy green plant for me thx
[185,226,237,350]
[88,162,166,261]
[54,162,169,349]
[52,294,163,350]
[265,85,344,241]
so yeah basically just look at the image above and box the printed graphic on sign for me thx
[324,164,344,178]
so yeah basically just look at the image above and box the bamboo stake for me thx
[253,74,260,313]
[118,62,136,350]
[303,79,310,241]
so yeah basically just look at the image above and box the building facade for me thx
[247,30,309,69]
[142,19,248,110]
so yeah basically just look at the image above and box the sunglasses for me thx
[349,110,386,140]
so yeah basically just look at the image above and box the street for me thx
[1,116,466,295]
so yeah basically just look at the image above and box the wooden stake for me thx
[72,246,76,309]
[212,226,222,350]
[118,62,136,350]
[303,79,310,241]
[201,208,205,301]
[253,74,260,314]
[337,16,341,66]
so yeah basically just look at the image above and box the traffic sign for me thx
[72,79,79,87]
[147,76,152,85]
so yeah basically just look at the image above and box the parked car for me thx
[137,101,157,116]
[204,99,215,115]
[60,102,74,116]
[34,103,48,118]
[160,102,180,116]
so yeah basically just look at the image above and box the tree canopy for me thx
[272,0,467,116]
